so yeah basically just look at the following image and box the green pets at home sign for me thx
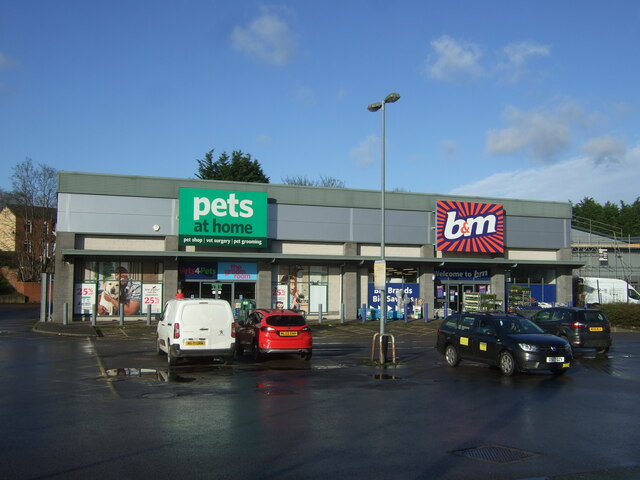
[179,188,268,248]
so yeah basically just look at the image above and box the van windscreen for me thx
[266,315,306,327]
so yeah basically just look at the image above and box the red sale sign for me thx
[436,201,504,253]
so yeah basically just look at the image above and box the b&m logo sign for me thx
[179,188,268,248]
[436,201,504,253]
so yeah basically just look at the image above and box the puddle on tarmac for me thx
[105,368,195,383]
[372,373,402,380]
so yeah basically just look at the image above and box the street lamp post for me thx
[368,92,400,341]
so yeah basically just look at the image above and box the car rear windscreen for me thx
[582,311,608,323]
[266,315,306,327]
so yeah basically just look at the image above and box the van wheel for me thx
[499,351,516,377]
[168,346,178,366]
[596,346,610,355]
[252,342,262,362]
[235,343,244,357]
[156,337,162,355]
[444,344,460,367]
[301,350,312,361]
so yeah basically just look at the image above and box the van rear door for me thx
[180,302,233,350]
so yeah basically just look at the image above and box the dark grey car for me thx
[530,307,612,354]
[436,312,573,376]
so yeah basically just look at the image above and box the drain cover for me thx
[141,392,178,399]
[452,444,539,464]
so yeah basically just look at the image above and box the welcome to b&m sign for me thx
[436,201,504,253]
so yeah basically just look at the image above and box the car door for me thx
[533,308,559,335]
[456,314,478,360]
[470,317,501,364]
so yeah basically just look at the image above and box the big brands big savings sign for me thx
[436,200,504,253]
[179,188,268,248]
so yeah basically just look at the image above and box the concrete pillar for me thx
[342,264,358,320]
[256,261,273,308]
[164,236,179,300]
[491,271,506,309]
[419,266,435,319]
[556,267,574,305]
[53,232,76,323]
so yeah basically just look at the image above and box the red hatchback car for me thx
[235,309,313,361]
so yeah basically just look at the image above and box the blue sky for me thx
[1,1,639,204]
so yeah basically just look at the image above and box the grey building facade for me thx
[53,172,582,323]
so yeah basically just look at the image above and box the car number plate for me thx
[279,331,298,337]
[185,340,206,346]
[589,326,603,332]
[546,356,565,363]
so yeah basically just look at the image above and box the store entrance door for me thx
[443,283,492,313]
[182,281,255,309]
[448,285,459,312]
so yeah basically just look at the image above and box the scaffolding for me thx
[571,215,639,286]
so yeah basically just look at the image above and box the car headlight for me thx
[518,343,539,352]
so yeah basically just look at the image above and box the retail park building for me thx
[53,172,584,323]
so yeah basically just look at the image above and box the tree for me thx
[282,175,346,188]
[195,149,270,183]
[2,158,58,281]
[572,196,640,237]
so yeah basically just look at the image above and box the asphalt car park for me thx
[5,306,640,480]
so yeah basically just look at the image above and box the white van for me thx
[156,298,235,365]
[580,277,640,306]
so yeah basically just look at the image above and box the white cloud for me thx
[498,41,551,82]
[230,8,297,66]
[581,135,626,165]
[350,135,379,169]
[424,37,551,84]
[450,143,640,203]
[486,102,590,163]
[503,41,550,67]
[425,35,483,81]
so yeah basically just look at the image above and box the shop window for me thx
[142,262,164,282]
[272,265,328,313]
[73,260,164,316]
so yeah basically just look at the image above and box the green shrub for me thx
[0,275,15,295]
[599,303,640,330]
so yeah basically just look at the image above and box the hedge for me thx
[599,303,640,330]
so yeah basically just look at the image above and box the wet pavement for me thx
[3,306,640,480]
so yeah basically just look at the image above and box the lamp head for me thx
[367,102,382,112]
[384,92,400,104]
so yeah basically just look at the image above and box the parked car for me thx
[530,307,612,354]
[236,308,313,361]
[436,312,573,376]
[156,298,236,366]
